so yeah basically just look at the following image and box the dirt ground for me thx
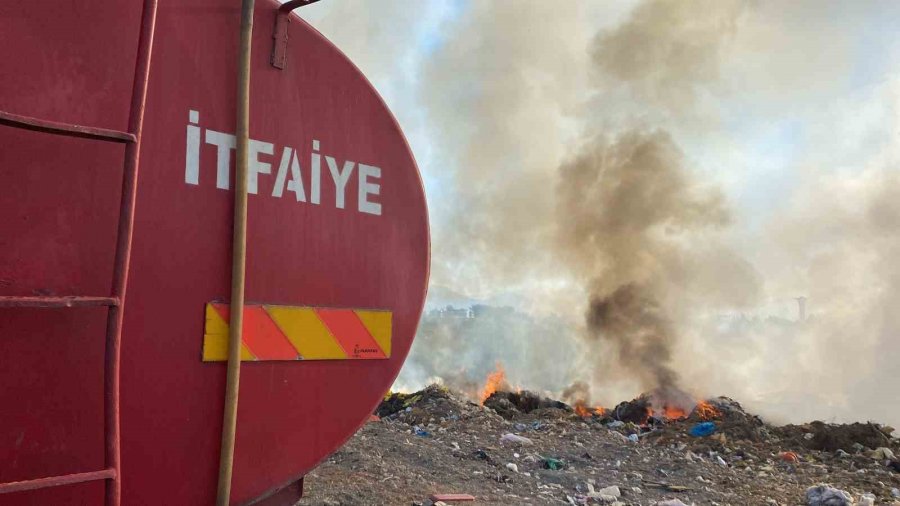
[298,386,900,506]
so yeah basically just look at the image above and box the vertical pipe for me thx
[105,1,158,505]
[216,0,255,504]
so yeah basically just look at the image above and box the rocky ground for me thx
[298,386,900,506]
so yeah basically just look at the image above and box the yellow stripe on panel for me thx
[355,310,392,357]
[202,303,256,362]
[265,306,347,360]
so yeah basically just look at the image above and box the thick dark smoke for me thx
[548,0,754,405]
[556,129,734,400]
[560,381,592,406]
[587,285,678,392]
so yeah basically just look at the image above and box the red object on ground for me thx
[779,451,800,463]
[430,494,477,502]
[0,1,429,504]
[369,415,381,423]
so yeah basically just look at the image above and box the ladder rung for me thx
[0,468,116,495]
[0,296,118,308]
[0,110,135,144]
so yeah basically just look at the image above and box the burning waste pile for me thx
[293,0,900,503]
[304,371,900,505]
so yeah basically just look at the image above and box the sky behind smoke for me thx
[299,0,900,426]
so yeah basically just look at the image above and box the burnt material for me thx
[612,395,652,424]
[484,391,570,419]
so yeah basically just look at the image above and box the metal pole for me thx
[106,1,158,505]
[216,0,254,504]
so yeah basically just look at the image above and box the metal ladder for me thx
[0,1,158,504]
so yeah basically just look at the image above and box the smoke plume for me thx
[553,0,754,402]
[303,0,900,425]
[556,129,735,398]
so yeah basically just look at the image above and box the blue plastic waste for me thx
[689,421,717,437]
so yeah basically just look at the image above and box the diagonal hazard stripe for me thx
[204,304,256,361]
[355,310,392,357]
[202,303,392,362]
[265,306,346,360]
[242,306,300,360]
[315,309,386,359]
[207,304,298,360]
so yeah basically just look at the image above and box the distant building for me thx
[796,296,807,322]
[435,306,474,319]
[471,304,514,318]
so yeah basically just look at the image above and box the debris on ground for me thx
[301,385,900,505]
[541,457,565,470]
[689,421,716,437]
[776,421,894,452]
[779,451,800,463]
[500,433,534,446]
[428,493,475,502]
[805,484,853,506]
[654,500,689,506]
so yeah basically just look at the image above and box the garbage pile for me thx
[301,386,900,505]
[378,384,477,421]
[483,390,571,419]
[775,421,896,453]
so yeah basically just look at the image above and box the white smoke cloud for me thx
[301,1,900,425]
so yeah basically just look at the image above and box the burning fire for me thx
[694,400,721,420]
[662,405,688,420]
[643,399,721,423]
[648,404,688,421]
[574,400,607,418]
[478,363,507,404]
[574,400,589,417]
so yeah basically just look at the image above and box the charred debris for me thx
[377,385,898,461]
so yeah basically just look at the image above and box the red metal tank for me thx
[0,1,429,504]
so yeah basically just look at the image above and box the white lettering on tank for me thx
[185,110,201,185]
[272,147,306,202]
[184,110,387,216]
[248,140,274,195]
[205,129,236,190]
[310,139,321,205]
[325,156,355,210]
[358,164,382,215]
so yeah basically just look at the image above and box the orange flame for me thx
[574,400,590,417]
[648,404,688,421]
[663,405,688,419]
[479,363,507,405]
[694,400,721,420]
[574,400,606,418]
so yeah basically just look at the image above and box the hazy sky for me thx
[299,0,900,242]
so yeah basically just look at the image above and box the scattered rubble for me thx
[777,422,895,453]
[805,484,853,506]
[301,386,900,505]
